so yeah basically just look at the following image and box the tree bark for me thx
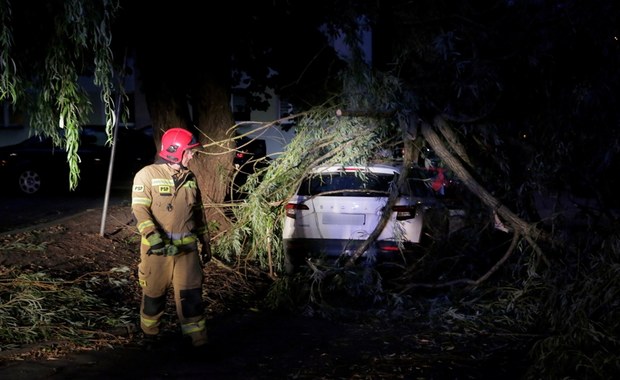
[146,95,193,144]
[141,67,236,232]
[190,79,236,232]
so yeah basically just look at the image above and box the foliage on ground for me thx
[1,200,618,379]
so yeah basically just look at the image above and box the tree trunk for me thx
[146,95,193,144]
[190,79,236,232]
[141,70,236,233]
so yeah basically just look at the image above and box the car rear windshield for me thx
[297,172,398,196]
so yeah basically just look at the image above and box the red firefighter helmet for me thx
[159,128,200,163]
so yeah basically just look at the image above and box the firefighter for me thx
[131,127,211,348]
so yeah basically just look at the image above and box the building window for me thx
[279,98,296,126]
[231,92,251,121]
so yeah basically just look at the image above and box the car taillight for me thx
[377,242,401,252]
[393,205,417,221]
[285,203,309,219]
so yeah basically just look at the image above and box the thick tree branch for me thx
[422,116,547,243]
[434,116,472,166]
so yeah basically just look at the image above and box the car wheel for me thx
[17,169,43,195]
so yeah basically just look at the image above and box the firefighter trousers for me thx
[137,246,207,346]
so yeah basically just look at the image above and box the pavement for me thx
[0,188,130,235]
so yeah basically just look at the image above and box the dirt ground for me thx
[0,203,528,379]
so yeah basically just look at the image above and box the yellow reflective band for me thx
[181,319,206,335]
[137,220,155,234]
[152,178,174,186]
[172,235,198,245]
[132,197,152,206]
[141,316,158,328]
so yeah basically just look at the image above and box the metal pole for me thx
[100,51,128,236]
[99,92,123,237]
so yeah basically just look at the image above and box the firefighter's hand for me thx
[146,232,165,255]
[200,243,212,264]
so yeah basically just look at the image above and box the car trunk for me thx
[289,195,423,243]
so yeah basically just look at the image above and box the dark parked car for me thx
[0,125,156,195]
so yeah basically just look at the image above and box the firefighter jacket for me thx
[131,161,209,252]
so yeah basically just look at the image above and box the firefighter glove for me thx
[165,244,179,256]
[148,246,166,256]
[146,232,165,255]
[148,244,178,256]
